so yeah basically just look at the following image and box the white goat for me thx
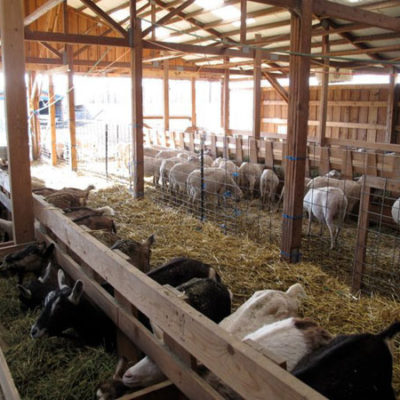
[391,198,400,225]
[260,169,279,209]
[303,187,348,249]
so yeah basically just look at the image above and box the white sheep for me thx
[218,160,239,182]
[168,158,200,195]
[155,149,181,159]
[187,167,242,206]
[238,162,264,198]
[307,176,360,215]
[212,156,223,167]
[219,283,306,339]
[260,169,279,210]
[303,187,348,249]
[159,157,182,189]
[277,177,311,211]
[391,198,400,225]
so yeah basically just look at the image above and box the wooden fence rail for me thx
[144,130,400,179]
[29,194,325,400]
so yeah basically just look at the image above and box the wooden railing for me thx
[144,130,400,179]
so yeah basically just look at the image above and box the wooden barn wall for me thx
[261,84,400,144]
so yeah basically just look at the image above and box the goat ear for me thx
[39,262,52,284]
[68,280,83,305]
[113,357,128,380]
[16,284,32,299]
[57,269,68,290]
[43,243,55,258]
[145,234,155,247]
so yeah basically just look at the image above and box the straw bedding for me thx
[0,183,399,399]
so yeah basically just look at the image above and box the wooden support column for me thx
[253,35,262,140]
[317,34,329,146]
[163,60,170,132]
[0,0,35,243]
[240,0,247,43]
[67,46,77,171]
[385,68,398,144]
[223,57,230,135]
[131,1,144,199]
[281,0,312,263]
[28,72,40,160]
[49,75,57,166]
[191,77,196,129]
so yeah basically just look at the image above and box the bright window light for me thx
[232,18,255,27]
[196,0,224,10]
[110,9,130,22]
[213,5,240,20]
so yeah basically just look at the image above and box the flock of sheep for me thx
[140,147,400,251]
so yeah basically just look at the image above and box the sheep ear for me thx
[113,357,128,380]
[68,280,83,305]
[39,262,52,284]
[17,284,32,299]
[57,269,68,290]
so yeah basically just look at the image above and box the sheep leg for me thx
[307,208,312,236]
[326,220,335,249]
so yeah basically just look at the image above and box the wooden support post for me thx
[66,46,77,171]
[28,72,40,160]
[281,0,312,263]
[191,77,196,129]
[319,147,330,175]
[240,0,247,43]
[352,184,371,293]
[317,35,329,146]
[131,1,144,199]
[223,136,228,160]
[178,131,184,149]
[253,35,262,140]
[385,68,398,144]
[49,75,57,166]
[164,60,170,132]
[0,0,35,244]
[210,134,217,157]
[223,57,230,135]
[249,137,258,163]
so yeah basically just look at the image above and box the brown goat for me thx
[73,214,116,233]
[33,187,58,197]
[63,206,114,220]
[45,192,84,209]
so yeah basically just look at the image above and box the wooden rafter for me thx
[79,0,128,38]
[24,0,64,26]
[142,0,196,37]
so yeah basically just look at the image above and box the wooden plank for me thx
[66,46,77,171]
[342,149,353,179]
[240,0,247,43]
[253,37,262,140]
[385,69,397,143]
[0,346,21,400]
[265,141,274,169]
[223,58,230,134]
[0,0,35,244]
[36,232,224,400]
[210,134,217,157]
[48,75,57,167]
[352,185,370,293]
[33,196,324,400]
[79,0,128,38]
[281,0,312,263]
[24,0,64,26]
[189,133,195,153]
[365,152,377,176]
[249,137,258,163]
[235,136,243,164]
[163,61,170,132]
[191,77,196,128]
[317,35,329,146]
[117,380,185,400]
[131,6,144,199]
[178,131,185,149]
[325,137,400,153]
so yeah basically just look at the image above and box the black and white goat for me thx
[30,270,115,350]
[17,261,58,310]
[293,321,400,400]
[0,242,55,283]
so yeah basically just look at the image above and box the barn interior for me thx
[0,0,400,399]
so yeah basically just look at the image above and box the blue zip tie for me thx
[285,155,306,161]
[280,249,302,262]
[223,191,232,198]
[232,172,239,177]
[282,213,303,220]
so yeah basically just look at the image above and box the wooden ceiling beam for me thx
[79,0,128,38]
[152,0,233,44]
[24,0,64,26]
[39,41,62,58]
[327,43,400,57]
[142,0,196,37]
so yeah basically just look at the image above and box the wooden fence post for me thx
[235,135,243,164]
[265,140,274,169]
[352,184,371,293]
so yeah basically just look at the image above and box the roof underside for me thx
[17,0,400,77]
